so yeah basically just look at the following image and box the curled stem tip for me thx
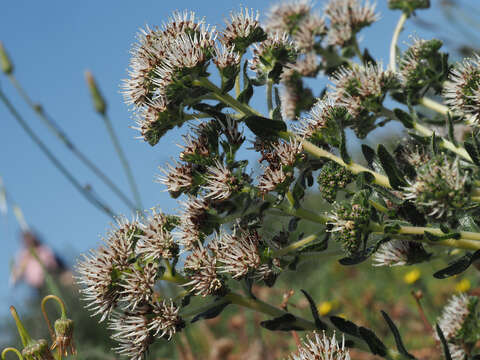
[1,348,23,360]
[41,295,67,341]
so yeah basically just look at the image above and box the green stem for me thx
[235,73,241,98]
[418,97,449,115]
[2,348,24,360]
[369,199,389,213]
[280,132,391,188]
[266,79,273,116]
[389,12,408,71]
[272,234,317,257]
[9,306,32,347]
[0,89,115,218]
[41,295,67,342]
[371,223,480,250]
[413,121,472,162]
[193,77,263,117]
[352,37,364,64]
[101,113,142,210]
[381,107,472,162]
[7,74,137,212]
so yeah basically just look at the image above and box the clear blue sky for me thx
[0,1,450,313]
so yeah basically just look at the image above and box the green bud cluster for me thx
[331,200,372,256]
[21,339,54,360]
[318,161,354,203]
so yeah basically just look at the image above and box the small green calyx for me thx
[53,318,76,356]
[85,70,107,115]
[21,340,54,360]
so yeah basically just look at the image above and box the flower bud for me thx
[52,318,76,356]
[21,339,54,360]
[85,70,107,115]
[0,41,13,74]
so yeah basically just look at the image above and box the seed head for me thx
[52,318,76,357]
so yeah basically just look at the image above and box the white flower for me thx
[213,230,262,279]
[184,243,224,296]
[372,240,426,267]
[109,312,150,360]
[202,161,237,201]
[265,0,313,34]
[157,159,194,194]
[148,300,184,340]
[325,0,379,47]
[136,209,178,261]
[213,43,241,69]
[288,331,351,360]
[293,96,337,138]
[221,8,261,49]
[443,54,480,124]
[120,262,158,311]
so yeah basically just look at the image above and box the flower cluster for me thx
[72,1,480,359]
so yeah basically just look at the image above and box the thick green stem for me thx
[280,132,391,188]
[352,37,364,64]
[389,13,408,71]
[101,113,142,210]
[0,90,115,218]
[371,223,480,250]
[272,234,317,257]
[418,97,449,115]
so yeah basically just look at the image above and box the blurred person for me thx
[10,231,72,289]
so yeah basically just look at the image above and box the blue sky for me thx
[0,1,452,314]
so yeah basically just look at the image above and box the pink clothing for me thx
[11,245,59,288]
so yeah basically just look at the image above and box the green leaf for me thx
[361,144,376,169]
[436,324,452,360]
[300,290,328,330]
[446,113,457,146]
[340,129,351,164]
[329,316,359,337]
[377,144,406,189]
[430,132,439,155]
[238,60,254,104]
[381,311,416,359]
[243,115,286,138]
[359,327,387,356]
[260,313,304,331]
[191,300,231,323]
[394,108,414,129]
[433,250,480,279]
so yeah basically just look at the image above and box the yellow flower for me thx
[455,279,471,293]
[317,301,333,316]
[404,268,421,284]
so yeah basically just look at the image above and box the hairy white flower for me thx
[401,155,469,220]
[148,300,184,340]
[265,0,313,34]
[293,15,326,52]
[288,331,351,360]
[258,166,288,194]
[293,96,337,138]
[213,230,262,279]
[213,43,241,69]
[221,8,261,49]
[329,62,396,118]
[132,96,168,142]
[272,137,303,167]
[250,32,297,76]
[325,0,379,47]
[203,161,237,201]
[443,54,480,124]
[120,262,158,311]
[76,217,138,321]
[184,243,224,296]
[109,312,150,360]
[157,159,194,194]
[372,240,430,267]
[136,209,178,261]
[436,293,478,360]
[220,116,245,145]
